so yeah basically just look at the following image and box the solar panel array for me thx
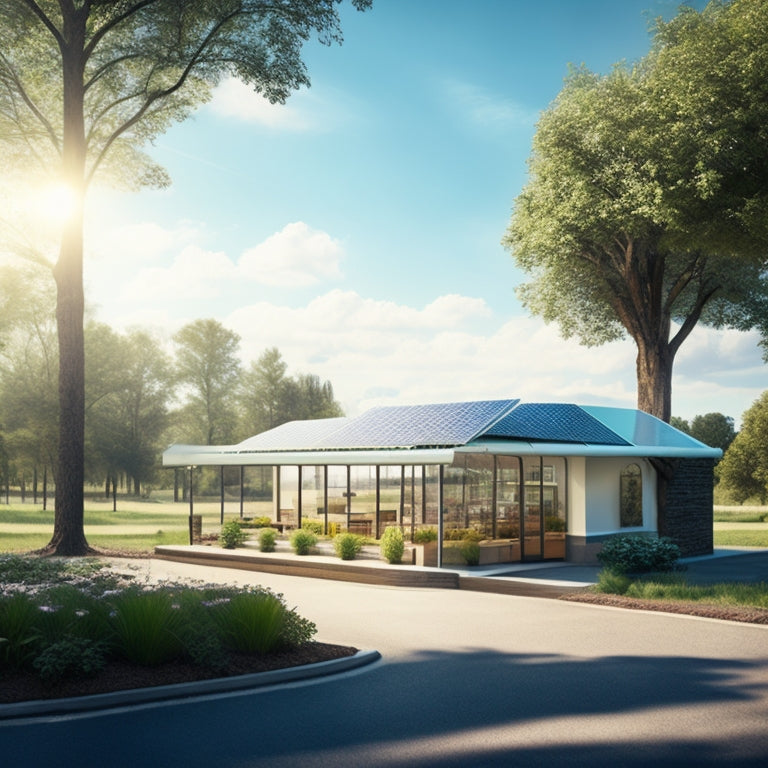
[484,403,631,445]
[321,399,519,449]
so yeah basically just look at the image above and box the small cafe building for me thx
[162,399,721,566]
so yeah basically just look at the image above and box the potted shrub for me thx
[413,526,438,567]
[334,533,363,561]
[380,526,405,564]
[290,529,318,556]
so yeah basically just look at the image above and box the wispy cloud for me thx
[440,78,539,132]
[207,77,313,130]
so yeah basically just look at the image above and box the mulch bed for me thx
[0,642,357,705]
[561,592,768,625]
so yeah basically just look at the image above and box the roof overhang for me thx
[163,444,455,467]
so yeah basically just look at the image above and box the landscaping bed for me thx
[0,642,356,705]
[561,592,768,625]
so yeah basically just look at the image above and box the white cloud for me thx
[123,245,235,301]
[238,222,344,286]
[440,79,539,132]
[207,77,312,130]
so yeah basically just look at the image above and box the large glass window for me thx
[620,463,643,527]
[278,466,298,527]
[326,466,348,531]
[378,466,402,536]
[543,458,566,558]
[349,465,376,536]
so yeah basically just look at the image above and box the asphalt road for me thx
[2,557,767,767]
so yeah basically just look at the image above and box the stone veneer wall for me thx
[662,458,715,557]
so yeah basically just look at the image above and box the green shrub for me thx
[0,593,41,668]
[413,527,438,544]
[219,520,247,549]
[381,526,405,564]
[301,518,324,535]
[460,541,481,566]
[290,529,318,555]
[259,528,279,552]
[110,589,186,666]
[33,636,108,681]
[334,533,363,560]
[444,528,484,542]
[594,568,632,595]
[596,535,681,574]
[211,592,285,654]
[545,515,566,532]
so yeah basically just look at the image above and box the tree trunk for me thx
[635,339,674,422]
[43,17,91,557]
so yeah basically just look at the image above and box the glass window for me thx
[620,463,643,527]
[495,456,520,540]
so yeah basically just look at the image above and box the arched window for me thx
[620,463,642,527]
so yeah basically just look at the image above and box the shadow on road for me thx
[2,648,766,767]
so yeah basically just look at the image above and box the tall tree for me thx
[237,347,343,436]
[0,0,371,554]
[717,392,768,503]
[174,319,241,445]
[503,0,768,423]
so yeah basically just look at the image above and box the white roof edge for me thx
[163,447,456,467]
[462,441,723,459]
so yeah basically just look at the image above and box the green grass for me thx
[595,570,768,610]
[713,530,768,547]
[0,530,190,553]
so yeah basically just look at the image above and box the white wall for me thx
[582,457,657,536]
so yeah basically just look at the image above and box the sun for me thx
[36,182,79,224]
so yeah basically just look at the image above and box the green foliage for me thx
[0,557,319,681]
[504,0,768,418]
[380,526,405,564]
[210,592,285,654]
[290,529,318,555]
[0,593,41,667]
[32,636,108,682]
[596,535,681,574]
[412,527,438,543]
[594,568,632,595]
[301,518,324,536]
[460,541,481,566]
[334,533,363,560]
[545,516,566,532]
[254,516,273,528]
[594,571,768,611]
[259,528,279,553]
[219,519,247,549]
[444,528,485,542]
[718,391,768,503]
[110,589,186,666]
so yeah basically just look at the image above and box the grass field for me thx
[1,499,766,554]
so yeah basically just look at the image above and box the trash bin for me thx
[191,514,203,544]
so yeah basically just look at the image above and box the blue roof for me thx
[320,399,518,449]
[163,398,722,466]
[484,403,630,445]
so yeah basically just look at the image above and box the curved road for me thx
[2,558,767,767]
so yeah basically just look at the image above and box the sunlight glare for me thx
[37,182,78,224]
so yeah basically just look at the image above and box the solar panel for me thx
[314,399,519,449]
[236,417,349,452]
[483,403,631,445]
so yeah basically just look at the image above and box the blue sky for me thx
[75,0,763,425]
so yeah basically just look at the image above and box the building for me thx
[162,398,721,566]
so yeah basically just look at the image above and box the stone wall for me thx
[663,458,715,557]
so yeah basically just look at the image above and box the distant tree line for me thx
[0,279,342,500]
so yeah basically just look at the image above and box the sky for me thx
[63,0,765,425]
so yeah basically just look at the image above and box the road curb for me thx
[0,649,381,721]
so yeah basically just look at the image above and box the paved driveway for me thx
[2,558,767,767]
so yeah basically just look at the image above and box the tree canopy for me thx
[717,392,768,503]
[503,0,768,422]
[0,0,370,554]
